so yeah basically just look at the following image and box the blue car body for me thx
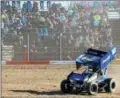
[76,46,116,69]
[66,46,117,92]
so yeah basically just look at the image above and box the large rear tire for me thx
[104,78,116,93]
[87,82,98,95]
[60,80,72,93]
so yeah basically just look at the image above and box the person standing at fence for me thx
[30,43,37,60]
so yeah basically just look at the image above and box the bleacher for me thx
[2,1,120,61]
[110,20,120,57]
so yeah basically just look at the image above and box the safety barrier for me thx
[6,61,49,65]
[5,59,120,65]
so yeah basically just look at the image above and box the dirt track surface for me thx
[2,64,120,98]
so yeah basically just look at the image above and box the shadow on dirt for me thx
[10,90,41,95]
[10,90,89,95]
[10,90,63,95]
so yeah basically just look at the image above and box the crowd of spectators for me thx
[1,1,117,60]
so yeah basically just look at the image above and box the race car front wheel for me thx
[87,82,98,95]
[61,80,72,93]
[104,78,116,93]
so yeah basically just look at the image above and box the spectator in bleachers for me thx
[2,11,9,25]
[22,2,27,12]
[26,1,33,12]
[20,15,28,24]
[16,20,23,31]
[32,2,39,12]
[1,1,117,60]
[93,13,101,29]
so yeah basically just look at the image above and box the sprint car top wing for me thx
[76,46,116,69]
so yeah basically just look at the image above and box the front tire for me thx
[60,80,72,93]
[87,82,98,95]
[104,78,116,93]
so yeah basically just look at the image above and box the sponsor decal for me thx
[112,48,116,55]
[103,56,110,64]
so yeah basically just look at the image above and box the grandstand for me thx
[1,1,120,63]
[110,19,120,58]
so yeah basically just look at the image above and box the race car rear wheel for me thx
[87,82,98,95]
[61,80,72,93]
[104,78,116,93]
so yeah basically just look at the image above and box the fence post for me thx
[27,33,30,61]
[60,33,63,60]
[24,45,27,61]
